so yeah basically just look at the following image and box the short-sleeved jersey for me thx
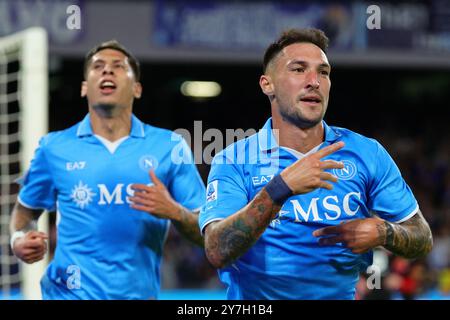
[200,118,418,300]
[19,114,205,299]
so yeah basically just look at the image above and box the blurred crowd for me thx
[355,123,450,300]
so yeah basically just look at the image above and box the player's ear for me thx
[133,82,142,99]
[259,74,274,97]
[81,81,87,97]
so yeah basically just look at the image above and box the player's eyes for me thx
[292,68,305,73]
[320,70,330,76]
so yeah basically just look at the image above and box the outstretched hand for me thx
[313,217,386,254]
[130,170,181,220]
[13,231,48,264]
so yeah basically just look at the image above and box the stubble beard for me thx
[279,101,326,130]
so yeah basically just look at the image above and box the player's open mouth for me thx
[99,80,117,94]
[300,95,321,105]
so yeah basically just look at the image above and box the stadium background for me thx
[1,0,449,299]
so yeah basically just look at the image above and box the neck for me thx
[271,112,324,154]
[89,106,132,142]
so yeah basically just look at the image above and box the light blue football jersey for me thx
[19,114,205,299]
[200,118,418,300]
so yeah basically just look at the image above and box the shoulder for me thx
[331,125,382,154]
[38,122,80,148]
[142,123,175,137]
[212,131,258,165]
[142,123,185,145]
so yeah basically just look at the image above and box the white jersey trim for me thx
[391,204,419,224]
[17,196,55,212]
[200,218,224,236]
[281,143,323,160]
[94,135,129,154]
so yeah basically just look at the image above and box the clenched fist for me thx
[12,231,48,264]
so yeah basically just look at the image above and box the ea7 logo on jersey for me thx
[206,180,218,203]
[252,175,274,187]
[66,161,86,171]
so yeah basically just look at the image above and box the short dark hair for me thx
[83,40,141,81]
[263,28,329,73]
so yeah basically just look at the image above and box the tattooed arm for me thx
[314,209,433,259]
[204,189,280,268]
[381,210,433,258]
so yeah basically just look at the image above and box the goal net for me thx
[0,27,48,300]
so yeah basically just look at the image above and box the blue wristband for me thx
[265,174,293,205]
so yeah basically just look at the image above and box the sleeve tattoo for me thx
[205,189,280,268]
[380,210,433,259]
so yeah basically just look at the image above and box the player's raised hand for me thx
[280,141,345,194]
[12,231,48,264]
[129,170,181,220]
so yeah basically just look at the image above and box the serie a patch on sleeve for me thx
[206,180,218,203]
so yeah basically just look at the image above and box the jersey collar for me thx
[76,113,145,138]
[257,117,341,153]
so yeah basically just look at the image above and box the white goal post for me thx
[0,27,49,300]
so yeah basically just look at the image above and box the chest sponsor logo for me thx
[70,182,143,208]
[333,160,357,180]
[71,181,96,209]
[66,161,86,171]
[139,155,159,172]
[269,191,362,227]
